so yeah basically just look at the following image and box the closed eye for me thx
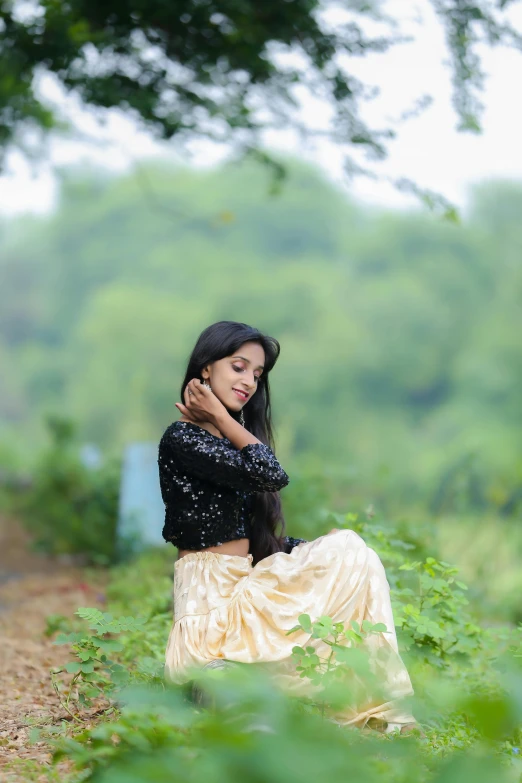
[233,365,261,382]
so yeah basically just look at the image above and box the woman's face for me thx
[202,341,266,413]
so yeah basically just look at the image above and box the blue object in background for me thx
[79,443,103,470]
[117,443,165,551]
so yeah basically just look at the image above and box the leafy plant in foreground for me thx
[51,608,147,719]
[393,557,482,666]
[286,612,393,722]
[329,512,484,668]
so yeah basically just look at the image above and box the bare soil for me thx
[0,516,107,781]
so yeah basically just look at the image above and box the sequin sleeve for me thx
[283,536,308,553]
[161,422,290,493]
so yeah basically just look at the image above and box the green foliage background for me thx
[1,159,521,518]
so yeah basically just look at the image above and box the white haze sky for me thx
[1,0,521,216]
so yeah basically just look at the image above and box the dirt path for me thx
[0,516,107,780]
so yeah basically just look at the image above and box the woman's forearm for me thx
[214,411,262,450]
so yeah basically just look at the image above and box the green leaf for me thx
[332,645,369,670]
[95,638,124,653]
[76,608,105,624]
[65,661,82,674]
[53,632,85,646]
[298,614,312,633]
[111,671,130,686]
[312,626,330,639]
[317,615,333,628]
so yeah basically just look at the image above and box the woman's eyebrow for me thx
[232,355,264,371]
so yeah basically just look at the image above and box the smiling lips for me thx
[233,388,248,401]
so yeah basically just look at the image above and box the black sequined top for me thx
[158,420,307,553]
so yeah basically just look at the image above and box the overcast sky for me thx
[1,0,521,216]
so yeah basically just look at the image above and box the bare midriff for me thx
[177,537,250,561]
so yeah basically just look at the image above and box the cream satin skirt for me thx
[164,529,415,728]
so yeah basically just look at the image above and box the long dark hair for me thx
[180,320,287,565]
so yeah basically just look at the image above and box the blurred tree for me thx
[1,0,521,170]
[1,160,522,512]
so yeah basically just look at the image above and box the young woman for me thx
[158,320,418,733]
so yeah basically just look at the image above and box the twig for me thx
[49,671,84,724]
[14,707,111,731]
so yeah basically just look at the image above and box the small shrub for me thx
[51,608,149,717]
[16,415,120,563]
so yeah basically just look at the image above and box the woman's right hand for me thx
[175,379,229,428]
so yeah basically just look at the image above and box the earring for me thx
[202,379,244,426]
